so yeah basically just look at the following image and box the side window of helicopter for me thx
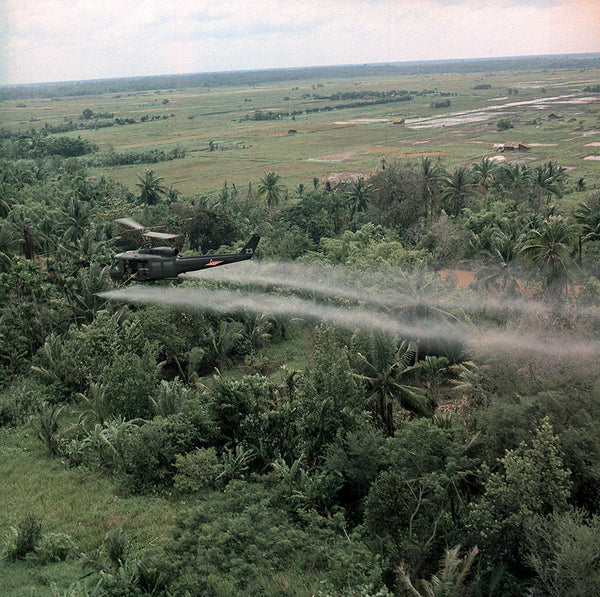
[111,258,123,274]
[126,261,138,276]
[138,260,149,278]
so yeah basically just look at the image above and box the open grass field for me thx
[0,426,182,552]
[2,63,598,198]
[0,425,188,596]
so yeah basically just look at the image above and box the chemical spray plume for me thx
[183,260,598,321]
[98,286,600,359]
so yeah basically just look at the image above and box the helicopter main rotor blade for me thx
[115,217,145,230]
[145,231,179,240]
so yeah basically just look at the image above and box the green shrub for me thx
[122,403,216,493]
[173,447,222,493]
[5,513,42,561]
[101,349,157,420]
[208,375,271,443]
[162,480,384,596]
[0,378,46,426]
[497,118,513,130]
[527,509,600,596]
[33,532,78,564]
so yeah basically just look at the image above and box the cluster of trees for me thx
[80,146,186,168]
[0,129,96,160]
[1,139,600,595]
[240,88,457,122]
[240,109,303,121]
[0,127,186,168]
[4,109,173,146]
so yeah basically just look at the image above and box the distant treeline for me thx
[2,53,599,100]
[80,146,186,167]
[12,113,174,136]
[241,92,416,121]
[311,89,413,101]
[0,129,185,165]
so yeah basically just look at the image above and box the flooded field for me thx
[406,94,600,130]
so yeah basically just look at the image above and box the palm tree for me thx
[520,215,576,295]
[8,205,46,259]
[204,320,245,370]
[418,156,444,221]
[136,169,166,205]
[573,190,600,265]
[257,171,285,214]
[60,197,90,244]
[474,218,525,295]
[397,544,479,597]
[243,313,272,350]
[498,162,531,204]
[392,264,461,363]
[151,379,187,416]
[68,222,108,265]
[75,382,110,427]
[532,160,567,206]
[353,333,434,435]
[442,166,476,217]
[472,156,497,192]
[502,162,529,187]
[0,222,19,271]
[0,183,14,219]
[69,262,110,323]
[165,185,179,203]
[346,177,372,220]
[29,402,65,456]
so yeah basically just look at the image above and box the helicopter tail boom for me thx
[241,234,260,257]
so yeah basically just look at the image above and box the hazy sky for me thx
[2,0,599,86]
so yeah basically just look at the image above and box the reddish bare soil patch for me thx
[439,269,475,288]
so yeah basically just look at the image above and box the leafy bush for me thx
[297,328,369,461]
[468,419,571,576]
[81,146,185,167]
[324,426,386,518]
[122,402,216,493]
[101,348,157,420]
[527,508,600,596]
[173,447,222,493]
[34,532,78,564]
[0,378,47,426]
[208,375,272,444]
[364,419,476,579]
[4,513,42,561]
[81,528,166,596]
[162,480,384,596]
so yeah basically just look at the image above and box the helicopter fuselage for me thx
[109,234,259,282]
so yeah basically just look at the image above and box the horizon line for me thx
[3,51,600,90]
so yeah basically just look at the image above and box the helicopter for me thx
[108,218,260,283]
